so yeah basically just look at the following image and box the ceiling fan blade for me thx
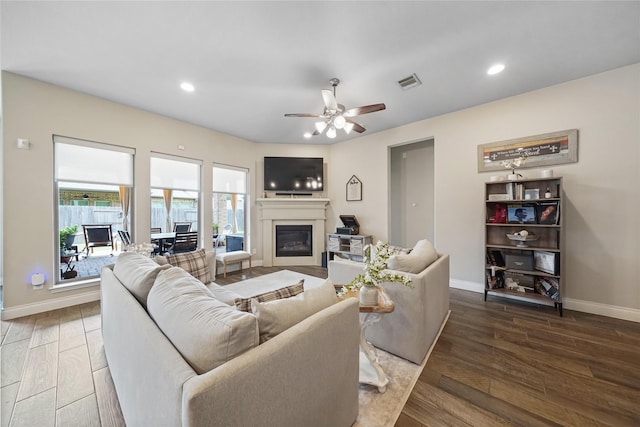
[284,113,324,118]
[346,119,366,133]
[312,124,329,136]
[321,89,338,112]
[343,103,386,117]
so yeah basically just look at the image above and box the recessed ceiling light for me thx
[303,132,312,139]
[487,64,505,75]
[180,82,195,92]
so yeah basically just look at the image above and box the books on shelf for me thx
[536,201,560,224]
[486,249,505,267]
[507,204,536,223]
[534,277,560,300]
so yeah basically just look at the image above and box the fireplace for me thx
[275,225,312,257]
[258,198,329,267]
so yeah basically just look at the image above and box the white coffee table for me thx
[340,286,395,393]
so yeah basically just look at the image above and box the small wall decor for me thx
[346,175,362,201]
[478,129,578,172]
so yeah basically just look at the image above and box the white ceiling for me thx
[2,1,639,145]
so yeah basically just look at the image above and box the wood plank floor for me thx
[396,288,640,427]
[2,266,639,426]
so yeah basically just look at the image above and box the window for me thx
[54,135,134,284]
[150,154,201,237]
[213,165,248,252]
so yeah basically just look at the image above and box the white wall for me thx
[329,64,640,320]
[3,64,639,320]
[0,72,327,316]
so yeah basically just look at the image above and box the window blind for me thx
[54,135,134,186]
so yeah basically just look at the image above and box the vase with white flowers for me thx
[338,240,412,306]
[501,156,526,180]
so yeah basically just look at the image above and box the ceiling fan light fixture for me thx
[343,122,354,134]
[333,115,346,129]
[326,126,337,139]
[315,121,327,133]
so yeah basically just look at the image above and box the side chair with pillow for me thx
[328,239,450,364]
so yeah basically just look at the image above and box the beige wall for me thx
[3,64,639,320]
[328,63,640,319]
[0,72,327,315]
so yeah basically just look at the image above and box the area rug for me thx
[355,310,451,427]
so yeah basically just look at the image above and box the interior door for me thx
[389,139,434,247]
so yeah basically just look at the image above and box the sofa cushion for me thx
[158,248,211,284]
[387,239,438,274]
[112,251,171,307]
[234,280,304,312]
[251,278,338,343]
[147,267,258,374]
[206,282,243,305]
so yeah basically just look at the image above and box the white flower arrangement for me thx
[500,156,527,174]
[126,242,157,257]
[338,240,412,297]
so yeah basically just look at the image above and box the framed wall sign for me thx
[346,175,362,201]
[478,129,578,172]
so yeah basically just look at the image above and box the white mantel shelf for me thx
[258,198,330,267]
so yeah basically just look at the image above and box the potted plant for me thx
[339,240,412,306]
[212,223,219,234]
[60,225,78,253]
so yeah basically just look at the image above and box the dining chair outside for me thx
[167,231,198,254]
[117,230,131,248]
[173,222,192,233]
[82,224,114,255]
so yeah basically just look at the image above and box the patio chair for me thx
[173,222,192,233]
[117,230,131,249]
[82,224,114,255]
[166,231,198,254]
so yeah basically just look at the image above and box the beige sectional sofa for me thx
[101,251,360,427]
[329,240,450,364]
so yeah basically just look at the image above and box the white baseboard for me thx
[449,279,484,293]
[449,279,639,323]
[562,297,640,323]
[1,289,101,320]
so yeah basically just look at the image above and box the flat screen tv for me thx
[264,157,324,193]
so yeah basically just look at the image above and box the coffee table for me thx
[339,286,395,392]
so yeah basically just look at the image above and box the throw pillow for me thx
[387,244,412,256]
[113,251,171,307]
[387,239,438,274]
[251,278,338,343]
[165,248,211,284]
[147,267,259,374]
[234,280,304,312]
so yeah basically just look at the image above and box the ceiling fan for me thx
[284,78,386,139]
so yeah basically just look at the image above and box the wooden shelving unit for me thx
[484,176,565,316]
[327,234,372,262]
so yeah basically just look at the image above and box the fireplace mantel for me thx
[258,198,330,267]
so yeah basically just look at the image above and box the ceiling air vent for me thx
[397,73,422,90]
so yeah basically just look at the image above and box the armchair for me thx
[329,248,450,364]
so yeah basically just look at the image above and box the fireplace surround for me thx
[258,198,330,267]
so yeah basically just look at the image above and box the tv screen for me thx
[264,157,324,193]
